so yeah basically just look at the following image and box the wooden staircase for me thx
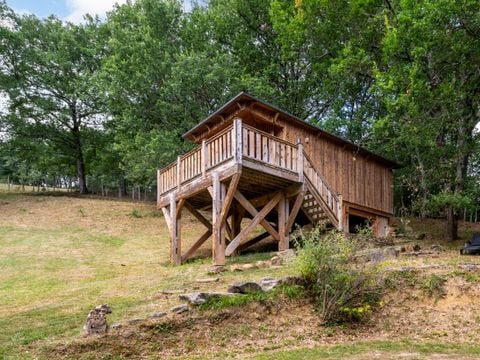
[301,190,330,226]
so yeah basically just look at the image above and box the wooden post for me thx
[157,170,162,205]
[278,193,289,251]
[297,142,304,183]
[177,156,181,190]
[233,118,242,165]
[337,194,343,231]
[202,139,207,178]
[212,173,226,265]
[170,193,181,265]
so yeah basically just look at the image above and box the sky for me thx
[6,0,131,23]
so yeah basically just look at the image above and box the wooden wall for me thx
[276,117,394,215]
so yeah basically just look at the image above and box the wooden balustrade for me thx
[180,147,202,183]
[205,125,234,169]
[303,152,340,222]
[241,124,298,172]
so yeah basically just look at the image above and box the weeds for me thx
[295,227,383,324]
[421,274,446,298]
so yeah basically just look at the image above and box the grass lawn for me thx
[0,191,293,358]
[1,191,480,359]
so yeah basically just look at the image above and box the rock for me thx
[230,264,243,271]
[270,256,282,266]
[281,275,306,287]
[194,277,219,283]
[228,281,263,294]
[148,312,167,319]
[179,292,235,305]
[413,244,421,252]
[170,304,189,314]
[255,260,271,269]
[83,304,112,336]
[431,244,444,252]
[384,246,401,258]
[207,266,227,275]
[241,263,256,270]
[127,318,144,325]
[415,233,426,240]
[110,323,122,330]
[260,277,281,291]
[276,249,296,263]
[159,289,186,295]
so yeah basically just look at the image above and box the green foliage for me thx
[295,228,383,324]
[420,274,447,298]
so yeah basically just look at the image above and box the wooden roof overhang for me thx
[183,92,400,169]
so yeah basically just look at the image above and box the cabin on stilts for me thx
[157,92,398,265]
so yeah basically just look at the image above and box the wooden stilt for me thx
[238,232,271,252]
[286,187,305,231]
[182,229,212,262]
[278,193,289,251]
[212,173,226,265]
[170,193,181,265]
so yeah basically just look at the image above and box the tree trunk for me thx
[446,206,458,241]
[72,127,88,194]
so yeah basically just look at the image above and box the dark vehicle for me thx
[460,232,480,255]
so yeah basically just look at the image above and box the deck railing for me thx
[303,151,341,224]
[241,124,298,173]
[158,120,303,197]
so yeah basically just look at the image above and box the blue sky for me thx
[5,0,131,22]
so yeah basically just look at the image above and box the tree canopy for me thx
[0,0,479,238]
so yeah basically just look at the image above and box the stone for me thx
[276,249,296,263]
[413,244,421,252]
[83,304,112,336]
[207,265,227,275]
[241,263,256,270]
[260,277,281,291]
[255,260,271,269]
[110,323,122,330]
[170,304,189,314]
[228,281,263,294]
[270,256,282,266]
[281,275,306,287]
[179,292,234,305]
[194,277,219,283]
[431,244,444,252]
[127,318,144,325]
[148,312,167,319]
[415,233,426,240]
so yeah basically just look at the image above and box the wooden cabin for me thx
[157,93,397,265]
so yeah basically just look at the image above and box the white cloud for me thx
[65,0,129,23]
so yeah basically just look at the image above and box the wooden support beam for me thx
[184,201,212,231]
[238,232,271,252]
[337,194,344,231]
[226,191,282,256]
[297,143,304,182]
[234,190,280,241]
[286,188,305,231]
[161,206,172,233]
[170,193,181,265]
[212,173,226,265]
[181,229,212,262]
[176,198,185,219]
[219,174,240,226]
[278,193,289,251]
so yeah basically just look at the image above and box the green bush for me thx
[295,227,383,324]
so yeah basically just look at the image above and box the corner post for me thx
[297,142,304,183]
[212,173,226,265]
[176,155,182,190]
[202,139,207,178]
[157,169,162,205]
[170,193,181,265]
[337,194,344,231]
[233,118,242,165]
[278,192,289,251]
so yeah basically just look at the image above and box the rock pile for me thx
[84,304,112,336]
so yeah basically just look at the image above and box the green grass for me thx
[255,340,480,359]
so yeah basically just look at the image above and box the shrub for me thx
[295,227,383,324]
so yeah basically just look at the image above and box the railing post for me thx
[233,118,242,165]
[177,156,181,190]
[157,169,162,204]
[297,142,304,183]
[337,194,344,231]
[202,140,207,178]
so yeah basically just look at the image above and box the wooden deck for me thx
[157,118,343,265]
